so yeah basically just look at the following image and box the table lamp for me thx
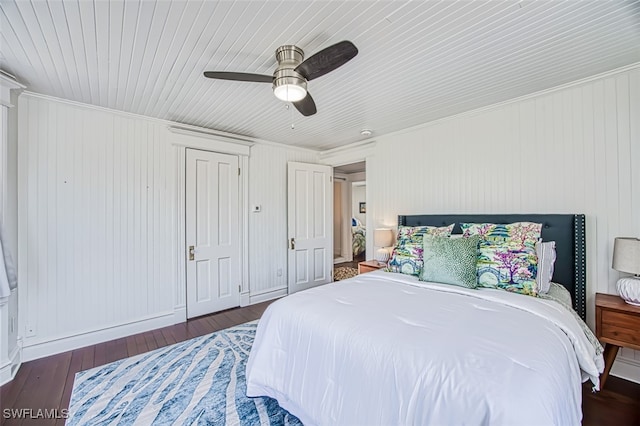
[374,228,394,264]
[612,237,640,306]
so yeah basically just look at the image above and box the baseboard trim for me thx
[0,344,21,386]
[249,287,288,304]
[173,306,187,324]
[611,356,640,384]
[22,311,177,362]
[240,292,250,307]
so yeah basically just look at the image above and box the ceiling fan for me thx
[203,41,358,117]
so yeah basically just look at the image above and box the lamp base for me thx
[374,248,389,264]
[616,276,640,306]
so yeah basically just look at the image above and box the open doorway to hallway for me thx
[333,161,366,267]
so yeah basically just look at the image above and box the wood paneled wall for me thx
[18,95,175,356]
[248,144,317,296]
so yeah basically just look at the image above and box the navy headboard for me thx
[398,214,587,320]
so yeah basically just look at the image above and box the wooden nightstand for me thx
[595,293,640,388]
[358,260,386,274]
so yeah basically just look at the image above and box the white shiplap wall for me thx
[17,95,176,356]
[369,66,640,381]
[17,93,319,358]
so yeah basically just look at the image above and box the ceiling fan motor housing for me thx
[273,45,307,97]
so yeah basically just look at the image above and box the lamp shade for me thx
[374,228,393,248]
[612,237,640,275]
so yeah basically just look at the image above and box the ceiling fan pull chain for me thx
[290,104,295,129]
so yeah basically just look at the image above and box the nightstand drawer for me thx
[602,310,640,330]
[601,323,640,347]
[595,293,640,388]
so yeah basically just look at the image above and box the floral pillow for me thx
[476,241,539,296]
[386,224,454,276]
[396,224,454,244]
[461,222,542,248]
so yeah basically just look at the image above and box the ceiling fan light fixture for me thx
[273,67,307,102]
[274,83,307,102]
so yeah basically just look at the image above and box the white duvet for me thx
[246,271,604,426]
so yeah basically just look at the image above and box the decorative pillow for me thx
[385,246,423,275]
[395,224,454,244]
[386,224,454,276]
[461,222,542,248]
[544,282,572,307]
[476,241,539,296]
[536,241,556,294]
[420,235,481,288]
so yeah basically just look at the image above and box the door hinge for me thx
[238,167,241,176]
[330,176,332,182]
[238,284,241,292]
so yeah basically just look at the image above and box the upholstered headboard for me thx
[397,214,587,320]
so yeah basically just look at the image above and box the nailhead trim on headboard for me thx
[574,214,587,320]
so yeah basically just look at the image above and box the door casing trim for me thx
[171,131,250,324]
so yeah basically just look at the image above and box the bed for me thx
[246,214,603,425]
[351,222,366,257]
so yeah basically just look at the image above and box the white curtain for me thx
[0,224,16,298]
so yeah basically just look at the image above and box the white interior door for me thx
[288,162,333,294]
[186,148,240,318]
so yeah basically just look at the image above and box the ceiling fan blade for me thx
[293,93,317,116]
[203,71,273,83]
[295,40,358,81]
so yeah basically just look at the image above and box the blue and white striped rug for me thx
[67,321,302,425]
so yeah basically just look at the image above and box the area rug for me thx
[66,321,301,425]
[333,266,358,281]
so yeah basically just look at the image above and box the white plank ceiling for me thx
[1,0,639,150]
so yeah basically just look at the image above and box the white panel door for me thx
[287,162,333,294]
[186,148,239,318]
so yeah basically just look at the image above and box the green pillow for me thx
[420,235,481,288]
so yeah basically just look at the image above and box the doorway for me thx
[333,161,366,265]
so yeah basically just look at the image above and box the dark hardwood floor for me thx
[0,301,274,426]
[1,299,639,425]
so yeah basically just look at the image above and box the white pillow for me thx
[536,241,556,294]
[546,282,572,306]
